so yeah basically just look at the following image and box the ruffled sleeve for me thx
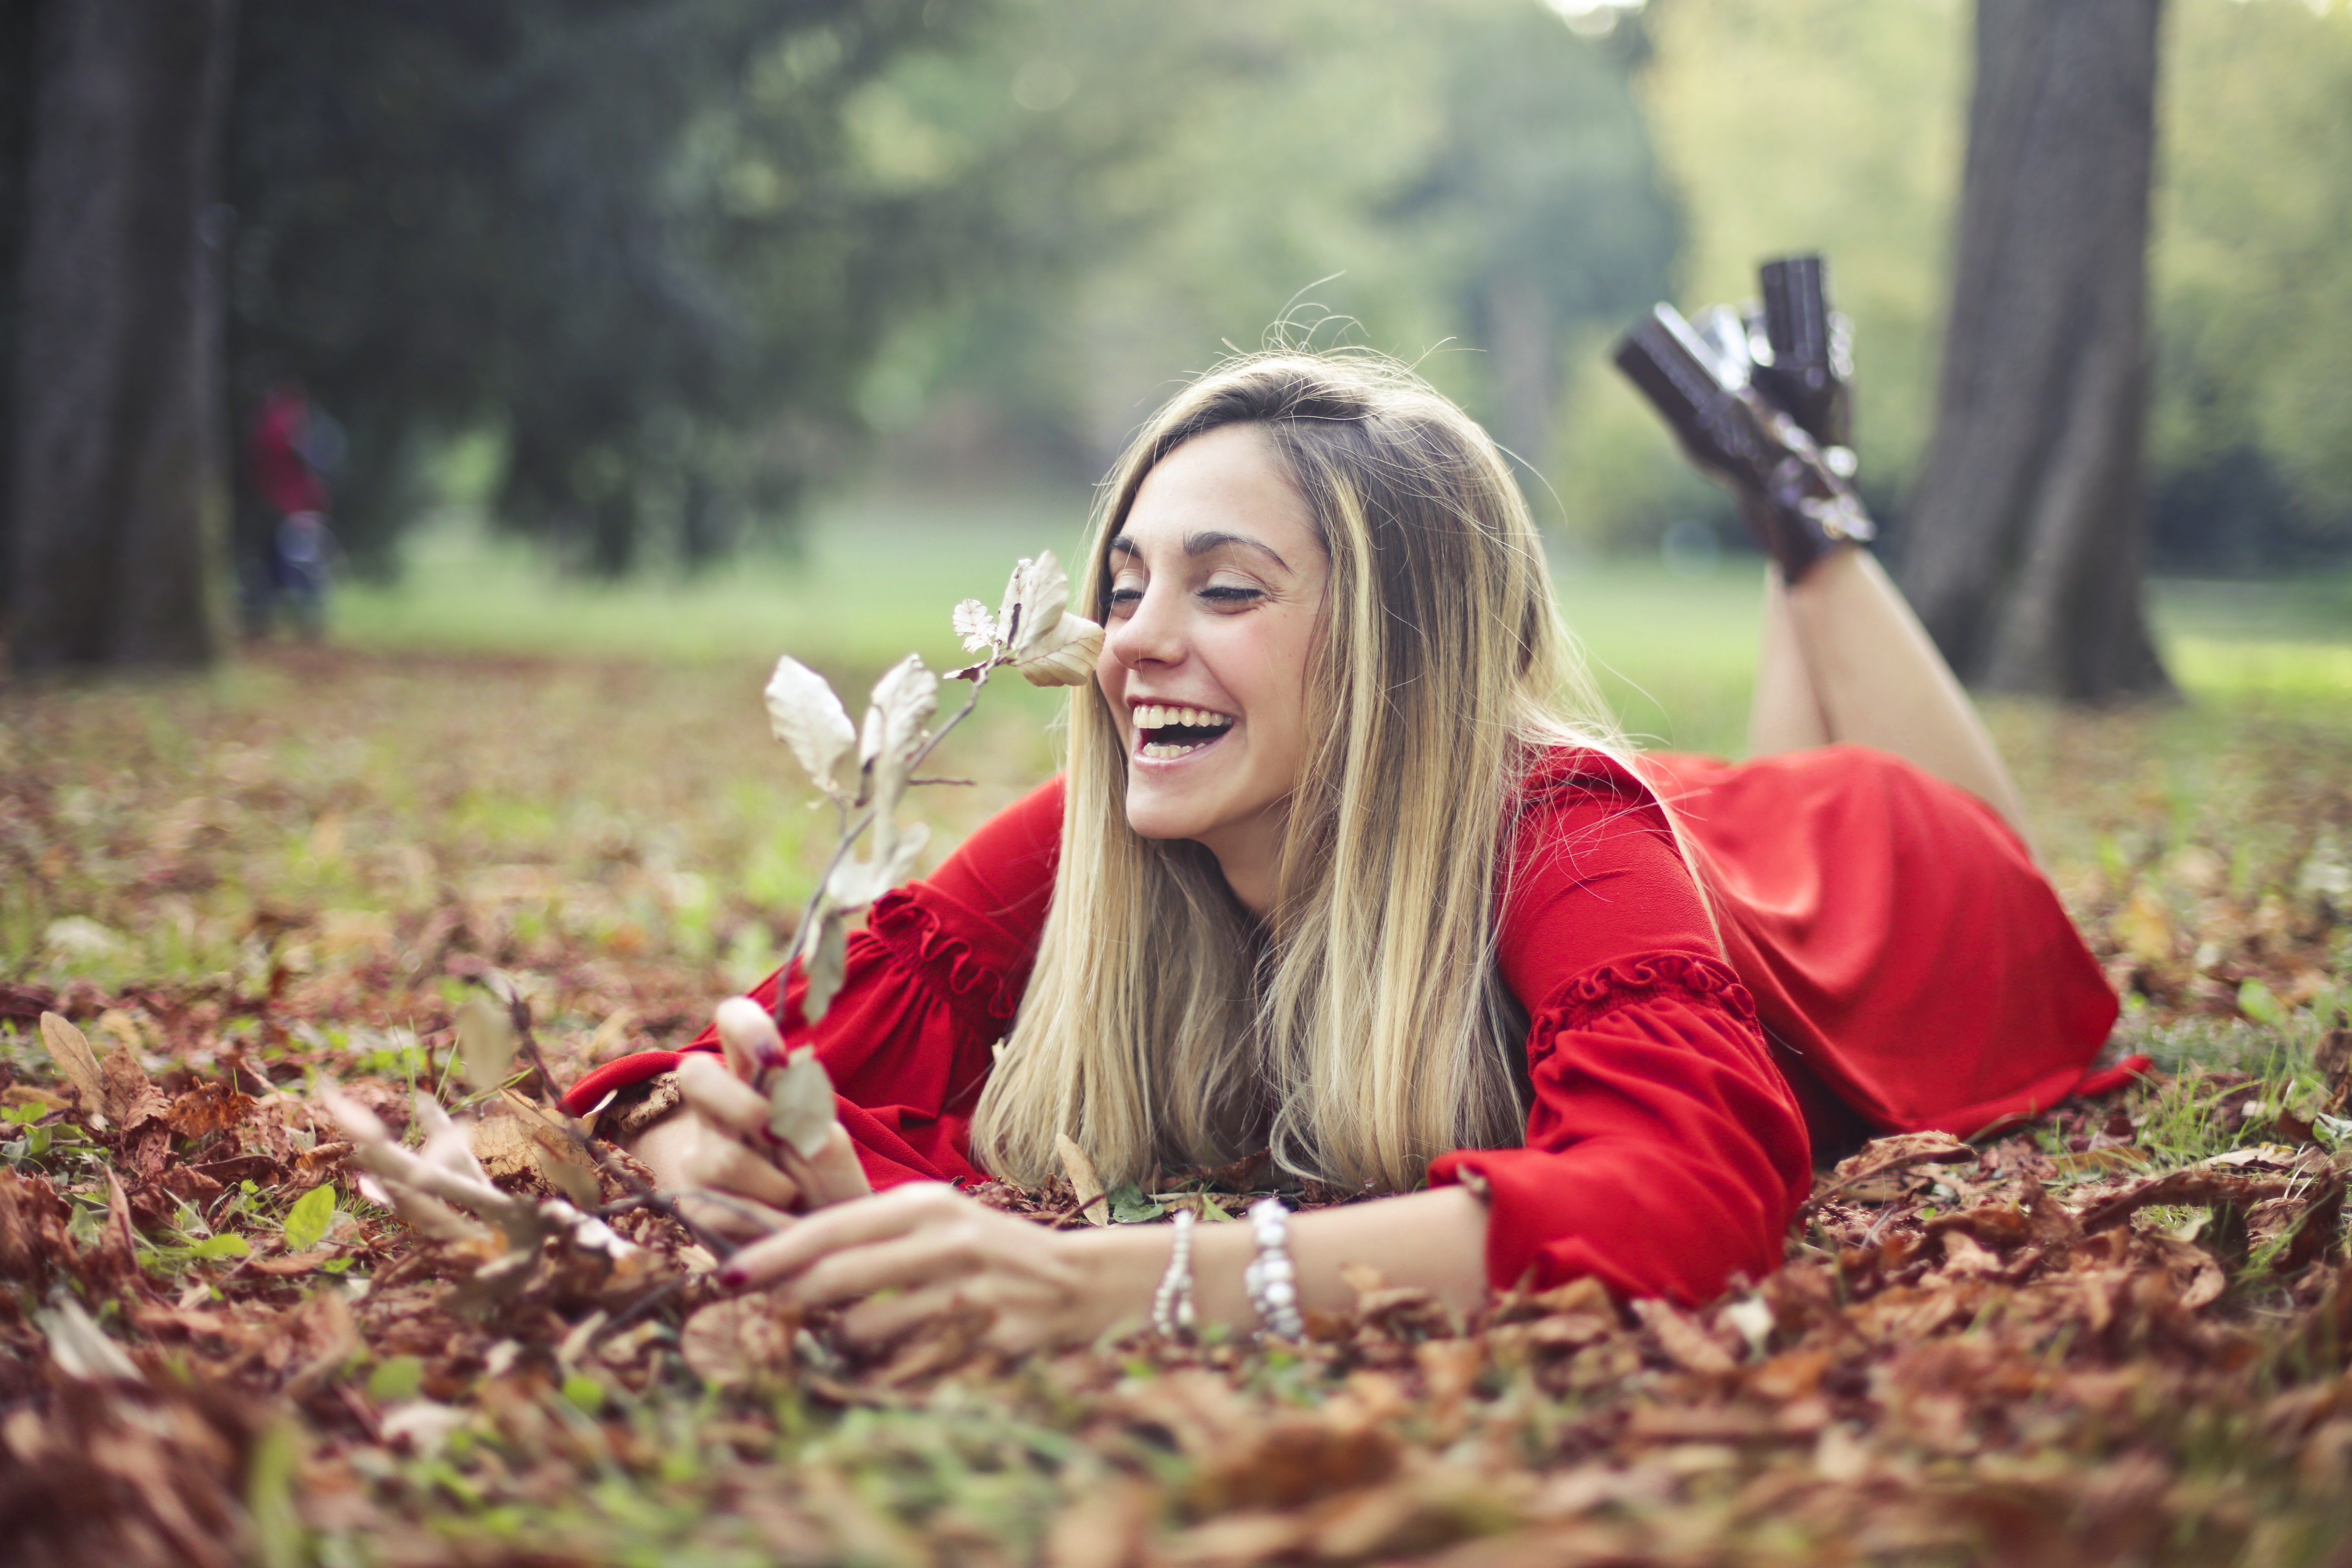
[1425,751,1812,1305]
[561,777,1065,1189]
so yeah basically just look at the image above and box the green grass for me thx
[335,497,2352,761]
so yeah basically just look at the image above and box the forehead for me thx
[1116,424,1319,560]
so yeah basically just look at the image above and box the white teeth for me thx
[1142,742,1202,760]
[1132,702,1232,731]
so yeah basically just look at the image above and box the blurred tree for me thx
[850,0,1677,505]
[4,0,237,673]
[1900,0,2172,701]
[1592,0,1968,555]
[1397,2,1679,475]
[1608,0,2352,575]
[2145,0,2352,573]
[220,0,1006,575]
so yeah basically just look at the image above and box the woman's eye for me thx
[1106,586,1144,613]
[1200,585,1263,605]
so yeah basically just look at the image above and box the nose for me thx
[1108,579,1186,670]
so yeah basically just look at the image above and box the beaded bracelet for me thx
[1243,1196,1306,1341]
[1150,1207,1196,1339]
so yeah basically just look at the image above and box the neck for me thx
[1197,806,1286,917]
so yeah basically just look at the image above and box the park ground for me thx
[3,509,2351,1566]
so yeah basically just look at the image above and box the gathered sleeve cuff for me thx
[1427,952,1811,1306]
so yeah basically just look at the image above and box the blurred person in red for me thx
[245,381,342,639]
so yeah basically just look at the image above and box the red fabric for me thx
[562,745,2120,1307]
[249,389,327,516]
[1633,747,2121,1141]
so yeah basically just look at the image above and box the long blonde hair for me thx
[971,350,1635,1193]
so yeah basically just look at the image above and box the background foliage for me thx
[6,0,2345,581]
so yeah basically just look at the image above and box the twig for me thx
[493,982,740,1262]
[771,662,996,1030]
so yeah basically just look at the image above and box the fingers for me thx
[837,1283,989,1348]
[721,1182,962,1289]
[712,996,785,1082]
[677,1189,795,1241]
[682,1123,802,1210]
[776,1229,979,1308]
[777,1123,872,1210]
[678,1054,773,1142]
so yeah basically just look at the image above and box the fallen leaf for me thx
[681,1296,802,1390]
[456,996,517,1094]
[1057,1133,1108,1226]
[38,1011,107,1128]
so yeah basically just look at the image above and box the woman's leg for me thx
[1762,548,2036,850]
[1748,564,1831,756]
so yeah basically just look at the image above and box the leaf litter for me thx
[1,654,2350,1566]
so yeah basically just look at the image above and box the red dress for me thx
[563,746,2125,1305]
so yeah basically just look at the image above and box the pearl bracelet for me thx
[1150,1207,1196,1339]
[1243,1196,1306,1342]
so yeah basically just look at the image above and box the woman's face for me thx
[1096,424,1329,894]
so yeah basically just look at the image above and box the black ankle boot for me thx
[1752,254,1854,463]
[1613,303,1873,583]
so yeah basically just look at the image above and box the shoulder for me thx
[1505,744,1680,874]
[1494,744,1720,1011]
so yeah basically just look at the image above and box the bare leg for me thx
[1763,548,2036,851]
[1748,564,1831,756]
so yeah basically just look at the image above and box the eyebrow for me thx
[1107,530,1291,570]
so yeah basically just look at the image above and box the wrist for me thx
[1051,1223,1172,1343]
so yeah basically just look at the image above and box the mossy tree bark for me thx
[5,0,236,673]
[1898,0,2174,703]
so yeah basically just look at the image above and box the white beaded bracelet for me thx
[1150,1207,1196,1340]
[1243,1196,1306,1342]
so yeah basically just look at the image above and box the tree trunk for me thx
[1897,0,2172,702]
[6,0,237,674]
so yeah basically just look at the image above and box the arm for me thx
[717,1182,1491,1351]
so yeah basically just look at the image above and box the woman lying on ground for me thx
[563,342,2127,1352]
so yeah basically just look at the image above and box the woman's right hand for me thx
[619,996,873,1241]
[628,1049,873,1242]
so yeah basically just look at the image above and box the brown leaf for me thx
[38,1011,108,1126]
[2078,1169,2300,1235]
[2,1084,71,1116]
[2318,1027,2352,1110]
[0,1168,77,1288]
[873,1304,997,1387]
[2142,1235,2229,1312]
[166,1080,256,1140]
[1631,1298,1738,1375]
[1809,1131,1977,1210]
[88,1169,149,1299]
[681,1296,803,1390]
[248,1249,339,1277]
[1057,1132,1108,1227]
[100,1047,171,1134]
[1042,1477,1151,1568]
[2275,1105,2321,1147]
[1187,1419,1401,1514]
[1625,1402,1781,1441]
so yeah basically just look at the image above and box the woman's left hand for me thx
[718,1183,1098,1354]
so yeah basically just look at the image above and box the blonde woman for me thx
[565,351,2126,1350]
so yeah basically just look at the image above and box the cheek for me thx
[1094,643,1126,710]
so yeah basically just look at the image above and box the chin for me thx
[1123,794,1211,844]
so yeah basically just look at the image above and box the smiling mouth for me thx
[1132,702,1235,760]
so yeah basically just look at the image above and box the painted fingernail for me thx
[719,1267,747,1289]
